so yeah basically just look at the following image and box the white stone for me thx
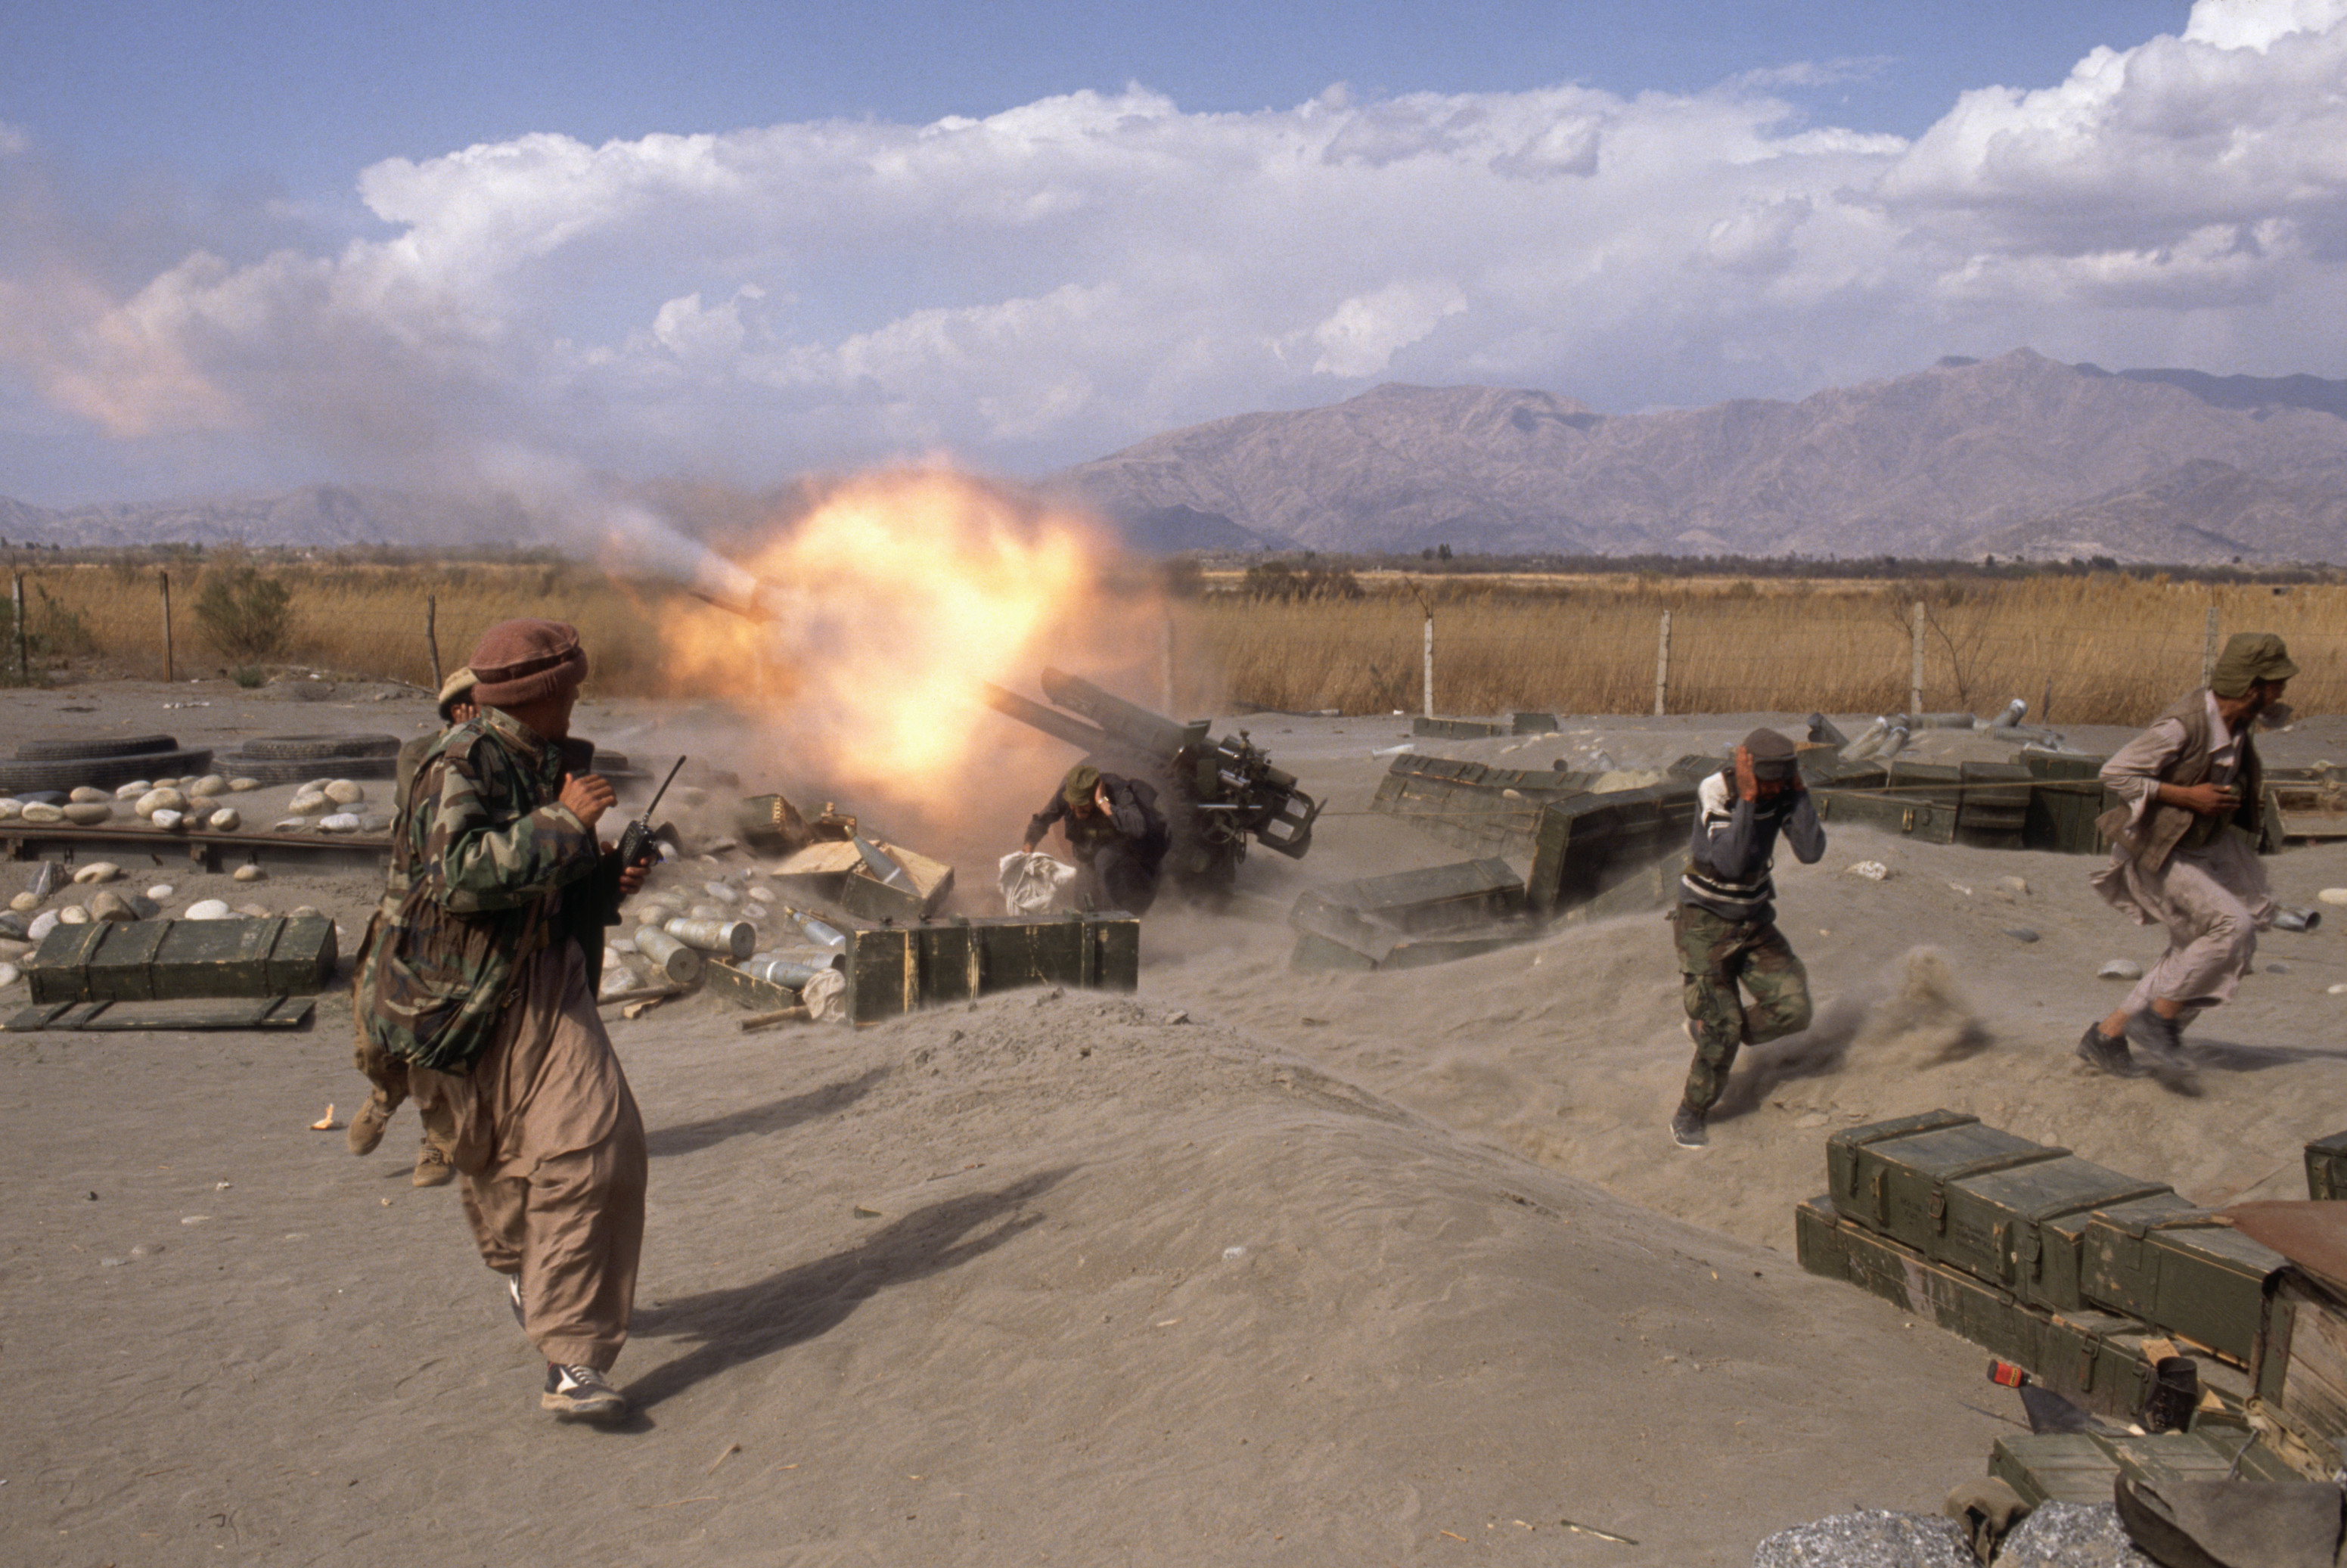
[688,902,727,921]
[2330,983,2347,996]
[703,881,741,904]
[270,818,308,833]
[318,812,364,833]
[0,799,18,820]
[0,961,18,989]
[114,781,151,799]
[747,884,778,903]
[233,864,267,883]
[135,787,185,818]
[147,883,175,901]
[741,902,768,921]
[324,779,365,805]
[88,890,132,922]
[2320,888,2347,906]
[72,862,123,885]
[27,910,60,940]
[151,777,181,789]
[228,778,259,793]
[57,905,90,925]
[150,809,185,831]
[10,891,40,913]
[68,786,110,803]
[20,803,64,824]
[204,808,240,831]
[2098,959,2145,981]
[236,902,271,920]
[188,775,228,796]
[183,899,233,921]
[287,792,330,815]
[63,801,114,824]
[290,905,321,920]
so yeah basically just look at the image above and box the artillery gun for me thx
[983,668,1321,897]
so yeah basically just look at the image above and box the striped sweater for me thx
[1677,768,1825,924]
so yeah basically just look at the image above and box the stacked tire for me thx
[210,733,402,785]
[0,734,214,794]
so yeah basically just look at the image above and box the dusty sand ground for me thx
[2,679,2342,1566]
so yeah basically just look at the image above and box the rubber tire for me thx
[210,753,397,786]
[14,733,179,762]
[0,747,216,795]
[237,733,402,760]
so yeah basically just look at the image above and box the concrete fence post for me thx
[1911,601,1926,714]
[1653,610,1672,716]
[1422,612,1434,719]
[2202,605,2221,688]
[11,571,26,684]
[159,570,174,684]
[425,594,443,692]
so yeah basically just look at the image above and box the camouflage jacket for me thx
[358,707,611,1072]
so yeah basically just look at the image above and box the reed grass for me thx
[11,557,2342,725]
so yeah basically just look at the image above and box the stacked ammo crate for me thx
[1796,1110,2307,1498]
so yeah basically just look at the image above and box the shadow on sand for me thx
[623,1166,1071,1411]
[645,1064,890,1159]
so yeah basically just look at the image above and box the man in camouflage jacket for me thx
[356,619,647,1424]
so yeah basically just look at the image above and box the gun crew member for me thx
[2078,632,2296,1086]
[1023,762,1172,914]
[348,666,481,1188]
[356,619,648,1424]
[1669,728,1824,1149]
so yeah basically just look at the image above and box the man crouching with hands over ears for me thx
[1667,728,1824,1150]
[357,618,650,1424]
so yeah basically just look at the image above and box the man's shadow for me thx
[646,1065,889,1159]
[624,1166,1071,1411]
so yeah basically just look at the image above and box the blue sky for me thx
[7,0,2342,508]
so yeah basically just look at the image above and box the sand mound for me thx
[4,989,2008,1566]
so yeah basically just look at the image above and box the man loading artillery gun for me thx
[1022,762,1172,914]
[984,667,1321,906]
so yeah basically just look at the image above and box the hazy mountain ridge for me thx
[1053,349,2347,563]
[8,352,2347,564]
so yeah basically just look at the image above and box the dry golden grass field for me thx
[8,555,2342,725]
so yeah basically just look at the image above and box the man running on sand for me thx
[357,619,648,1423]
[1669,728,1824,1149]
[2078,632,2296,1088]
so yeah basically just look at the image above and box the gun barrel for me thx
[1039,667,1194,756]
[982,682,1111,754]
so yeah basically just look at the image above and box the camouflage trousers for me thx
[1671,903,1813,1114]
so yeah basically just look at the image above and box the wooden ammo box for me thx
[1941,1157,2177,1311]
[1368,754,1593,858]
[27,915,338,1003]
[2252,1268,2347,1480]
[1411,716,1507,740]
[2082,1210,2288,1365]
[1523,782,1697,918]
[1827,1110,2068,1256]
[2305,1131,2347,1200]
[1290,859,1526,971]
[2019,753,2118,856]
[1989,1430,2296,1507]
[836,914,1139,1024]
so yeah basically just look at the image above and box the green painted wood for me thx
[1940,1156,2176,1309]
[1833,1120,2068,1256]
[2306,1131,2347,1200]
[1824,1109,1981,1216]
[2082,1212,2289,1365]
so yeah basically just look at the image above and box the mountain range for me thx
[1051,350,2347,564]
[5,349,2345,564]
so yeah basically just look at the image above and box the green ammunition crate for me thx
[1796,1194,2046,1371]
[1523,783,1697,916]
[2082,1211,2289,1366]
[838,914,1139,1024]
[1793,1195,1849,1284]
[28,915,338,1002]
[1940,1156,2175,1309]
[1990,1430,2294,1507]
[1410,716,1507,740]
[2306,1131,2347,1200]
[2035,1192,2198,1314]
[1825,1108,1981,1196]
[1828,1114,2068,1256]
[1811,786,1959,843]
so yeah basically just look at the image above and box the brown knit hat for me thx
[436,666,478,722]
[467,619,587,708]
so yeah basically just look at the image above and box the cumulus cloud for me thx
[3,0,2346,502]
